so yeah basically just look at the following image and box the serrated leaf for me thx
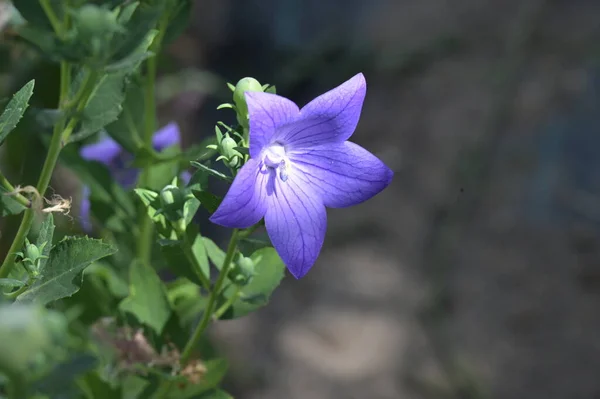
[0,80,34,145]
[15,237,117,305]
[0,185,26,216]
[35,213,54,270]
[119,260,171,334]
[109,1,162,62]
[221,247,285,319]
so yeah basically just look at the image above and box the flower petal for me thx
[152,122,181,151]
[79,186,92,232]
[290,141,393,208]
[246,92,300,158]
[80,136,122,165]
[276,73,366,148]
[264,175,327,279]
[209,159,268,228]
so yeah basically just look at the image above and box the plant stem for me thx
[213,285,241,319]
[0,172,30,208]
[0,60,72,279]
[39,0,63,37]
[180,229,240,366]
[136,15,169,264]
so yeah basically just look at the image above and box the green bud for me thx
[24,242,40,262]
[233,77,263,127]
[159,185,185,222]
[227,255,255,285]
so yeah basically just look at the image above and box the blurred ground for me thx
[155,0,600,398]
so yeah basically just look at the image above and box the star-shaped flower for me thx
[79,122,191,231]
[210,73,393,278]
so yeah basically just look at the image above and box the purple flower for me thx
[79,122,187,231]
[210,74,393,278]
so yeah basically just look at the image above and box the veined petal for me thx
[80,136,122,165]
[152,122,181,151]
[264,174,327,279]
[276,73,366,149]
[290,141,393,208]
[209,159,268,228]
[246,92,299,158]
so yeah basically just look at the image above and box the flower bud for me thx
[159,185,185,222]
[24,242,41,262]
[233,77,263,127]
[227,255,255,285]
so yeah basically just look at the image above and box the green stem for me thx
[4,283,28,299]
[181,234,211,291]
[39,0,63,37]
[0,172,30,208]
[0,60,72,279]
[136,15,169,264]
[213,285,241,319]
[180,229,240,365]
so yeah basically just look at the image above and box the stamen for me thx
[279,160,288,182]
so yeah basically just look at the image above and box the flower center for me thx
[261,143,289,182]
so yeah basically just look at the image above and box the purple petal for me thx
[180,170,192,185]
[245,92,300,158]
[275,73,366,149]
[80,186,92,232]
[290,141,393,208]
[80,136,122,165]
[152,122,181,151]
[209,159,268,228]
[264,174,327,279]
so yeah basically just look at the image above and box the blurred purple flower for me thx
[210,73,393,278]
[79,122,188,231]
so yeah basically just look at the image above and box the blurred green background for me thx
[2,0,600,398]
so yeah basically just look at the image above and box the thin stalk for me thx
[180,229,240,365]
[136,15,169,263]
[0,172,30,208]
[213,285,241,320]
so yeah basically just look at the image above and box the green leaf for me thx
[12,1,63,30]
[0,185,26,216]
[202,237,225,270]
[35,213,54,270]
[0,278,25,289]
[190,161,232,183]
[105,76,145,154]
[15,237,117,306]
[106,29,158,73]
[191,189,222,214]
[73,72,128,143]
[159,227,209,287]
[159,359,228,398]
[222,247,285,319]
[162,0,193,45]
[119,260,172,334]
[32,354,97,397]
[0,80,34,145]
[195,389,234,399]
[134,188,171,237]
[110,1,163,62]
